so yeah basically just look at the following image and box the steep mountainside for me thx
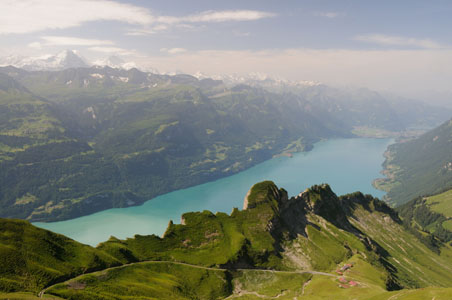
[0,218,120,293]
[375,118,452,206]
[2,182,452,299]
[397,188,452,243]
[239,79,450,133]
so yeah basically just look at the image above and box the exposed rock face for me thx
[243,189,251,210]
[243,182,354,232]
[241,181,394,254]
[299,184,353,231]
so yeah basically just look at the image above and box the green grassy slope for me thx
[344,192,452,287]
[375,118,452,206]
[397,188,452,242]
[47,262,231,300]
[426,188,452,216]
[0,292,63,299]
[43,262,452,300]
[3,182,452,299]
[99,182,452,289]
[0,219,121,293]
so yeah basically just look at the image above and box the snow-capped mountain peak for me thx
[193,71,321,88]
[92,55,159,73]
[0,50,88,71]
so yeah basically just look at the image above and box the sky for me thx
[1,0,452,98]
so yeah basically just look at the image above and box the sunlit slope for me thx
[0,219,120,293]
[375,118,452,206]
[3,182,452,299]
[397,188,452,242]
[99,182,452,289]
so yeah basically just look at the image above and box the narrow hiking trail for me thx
[39,260,337,298]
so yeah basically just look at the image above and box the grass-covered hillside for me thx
[3,181,452,299]
[397,188,452,243]
[374,118,452,206]
[0,219,121,293]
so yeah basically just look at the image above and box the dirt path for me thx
[39,260,336,298]
[301,279,311,295]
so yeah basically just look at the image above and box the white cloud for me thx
[160,48,187,54]
[28,42,43,49]
[88,46,135,55]
[355,34,446,49]
[181,10,276,23]
[233,31,251,37]
[40,36,114,46]
[0,1,275,37]
[155,10,275,24]
[313,11,343,18]
[126,25,169,36]
[0,0,153,35]
[127,10,274,36]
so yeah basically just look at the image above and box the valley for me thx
[1,65,444,223]
[34,138,391,246]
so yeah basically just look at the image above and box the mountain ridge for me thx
[2,181,452,299]
[0,50,89,71]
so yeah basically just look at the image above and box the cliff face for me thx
[243,182,355,237]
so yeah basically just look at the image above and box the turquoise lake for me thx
[34,138,392,246]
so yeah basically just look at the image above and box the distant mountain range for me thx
[0,50,89,71]
[0,50,151,73]
[0,50,322,86]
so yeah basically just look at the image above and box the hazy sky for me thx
[1,0,452,97]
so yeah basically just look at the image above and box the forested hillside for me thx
[397,188,452,243]
[375,118,452,206]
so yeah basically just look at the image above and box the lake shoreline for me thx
[34,137,392,246]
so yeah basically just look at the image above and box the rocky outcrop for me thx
[242,181,288,210]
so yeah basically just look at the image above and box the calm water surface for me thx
[34,138,392,246]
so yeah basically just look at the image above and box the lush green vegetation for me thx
[376,118,452,206]
[426,188,452,216]
[3,181,452,298]
[0,292,63,299]
[47,263,231,300]
[397,189,452,243]
[0,219,121,293]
